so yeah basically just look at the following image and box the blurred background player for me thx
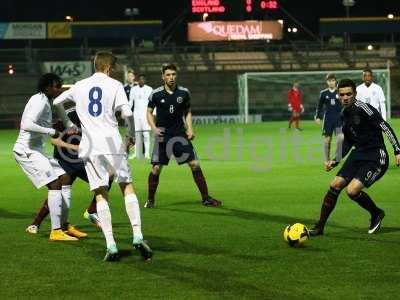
[54,51,152,261]
[314,73,344,165]
[145,63,222,208]
[129,74,153,159]
[124,69,136,100]
[356,68,387,121]
[287,80,304,131]
[13,73,78,241]
[310,79,400,236]
[26,108,110,234]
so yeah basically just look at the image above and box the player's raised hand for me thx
[186,129,195,140]
[395,154,400,166]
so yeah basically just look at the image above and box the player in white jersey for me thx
[356,68,387,121]
[53,52,152,261]
[13,73,82,241]
[129,74,153,159]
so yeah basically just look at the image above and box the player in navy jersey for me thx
[26,108,111,234]
[145,63,222,208]
[315,73,344,165]
[309,79,400,236]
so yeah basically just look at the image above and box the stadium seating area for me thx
[0,41,399,127]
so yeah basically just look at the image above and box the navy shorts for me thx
[58,159,88,182]
[323,116,343,137]
[151,134,197,166]
[337,149,389,188]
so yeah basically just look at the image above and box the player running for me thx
[53,52,152,261]
[145,63,222,208]
[309,79,400,236]
[314,73,344,165]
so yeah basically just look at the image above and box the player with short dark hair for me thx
[124,69,136,101]
[356,68,387,121]
[14,73,80,241]
[145,63,222,208]
[315,73,344,165]
[310,79,400,236]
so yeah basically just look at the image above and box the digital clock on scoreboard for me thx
[191,0,279,15]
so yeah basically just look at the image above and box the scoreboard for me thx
[191,0,279,15]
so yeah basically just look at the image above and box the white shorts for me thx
[134,115,151,132]
[84,154,132,191]
[13,149,65,189]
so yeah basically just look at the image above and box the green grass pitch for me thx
[1,120,400,299]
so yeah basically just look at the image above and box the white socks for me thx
[48,190,62,230]
[125,193,143,238]
[97,199,116,248]
[61,185,71,226]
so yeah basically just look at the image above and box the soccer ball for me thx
[283,223,310,247]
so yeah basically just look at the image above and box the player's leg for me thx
[346,156,388,233]
[143,130,151,159]
[95,186,119,261]
[288,112,295,128]
[309,176,347,236]
[334,127,344,162]
[27,198,49,234]
[47,178,78,241]
[59,172,87,238]
[135,131,144,159]
[294,112,300,129]
[119,181,152,260]
[187,160,222,206]
[145,164,163,208]
[346,179,384,233]
[323,135,332,163]
[146,137,169,208]
[111,153,152,260]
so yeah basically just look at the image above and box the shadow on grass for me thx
[159,203,370,234]
[0,208,32,219]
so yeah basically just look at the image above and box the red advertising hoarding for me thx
[188,21,283,42]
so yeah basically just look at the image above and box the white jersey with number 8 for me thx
[54,72,129,157]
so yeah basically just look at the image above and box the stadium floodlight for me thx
[238,69,391,123]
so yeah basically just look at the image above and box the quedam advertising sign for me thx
[188,21,283,41]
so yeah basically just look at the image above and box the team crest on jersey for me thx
[161,99,165,103]
[353,115,361,125]
[336,94,339,99]
[177,97,183,103]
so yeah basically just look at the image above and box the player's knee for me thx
[330,180,345,191]
[151,164,162,175]
[47,179,61,190]
[188,160,200,170]
[346,186,361,199]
